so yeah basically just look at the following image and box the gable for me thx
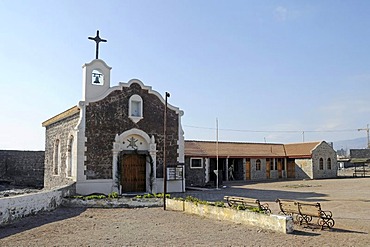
[284,142,321,158]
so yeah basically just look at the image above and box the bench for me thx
[276,199,300,221]
[353,170,370,177]
[224,196,271,214]
[276,199,335,229]
[297,201,335,229]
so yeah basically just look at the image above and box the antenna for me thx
[358,124,370,149]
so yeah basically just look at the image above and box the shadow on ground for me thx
[0,207,86,239]
[172,186,328,204]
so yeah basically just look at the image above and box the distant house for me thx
[349,149,370,171]
[350,149,370,161]
[184,140,337,187]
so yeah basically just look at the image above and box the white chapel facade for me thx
[42,32,185,195]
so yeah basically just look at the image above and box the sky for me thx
[1,0,370,150]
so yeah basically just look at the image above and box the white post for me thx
[216,118,219,190]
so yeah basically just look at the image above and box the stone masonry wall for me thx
[185,157,206,187]
[311,142,338,179]
[295,159,313,179]
[251,158,267,180]
[44,113,79,189]
[0,150,44,188]
[85,82,179,180]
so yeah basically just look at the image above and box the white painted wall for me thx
[0,185,74,226]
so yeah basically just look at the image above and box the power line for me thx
[183,124,358,134]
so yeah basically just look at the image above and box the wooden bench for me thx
[276,199,300,221]
[297,201,335,229]
[224,196,271,214]
[276,199,335,229]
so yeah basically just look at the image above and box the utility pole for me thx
[358,124,370,149]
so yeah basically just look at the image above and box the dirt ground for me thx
[1,175,369,246]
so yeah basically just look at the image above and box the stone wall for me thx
[251,158,267,180]
[84,82,180,180]
[44,113,79,189]
[0,150,44,188]
[185,157,206,187]
[0,184,75,226]
[311,142,338,179]
[295,159,313,179]
[166,199,294,234]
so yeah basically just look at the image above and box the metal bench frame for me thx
[224,196,271,214]
[276,199,335,230]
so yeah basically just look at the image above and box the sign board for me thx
[167,166,183,180]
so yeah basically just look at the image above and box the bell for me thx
[93,75,100,84]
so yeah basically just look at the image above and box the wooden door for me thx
[287,160,295,178]
[277,159,283,178]
[245,159,251,180]
[266,159,270,179]
[121,154,146,192]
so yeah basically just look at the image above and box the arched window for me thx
[53,139,60,175]
[129,94,143,123]
[256,159,261,170]
[319,158,324,170]
[66,136,74,177]
[327,158,332,170]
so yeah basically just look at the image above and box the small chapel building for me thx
[42,33,185,195]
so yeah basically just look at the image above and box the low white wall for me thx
[0,184,74,226]
[166,199,294,234]
[76,179,115,195]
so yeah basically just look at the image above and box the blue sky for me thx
[1,1,370,150]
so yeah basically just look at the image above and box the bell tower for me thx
[82,30,112,102]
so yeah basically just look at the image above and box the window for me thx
[129,94,143,123]
[269,159,274,170]
[327,158,332,170]
[256,159,261,170]
[319,158,324,170]
[66,136,73,177]
[190,158,203,169]
[53,139,60,175]
[131,101,141,117]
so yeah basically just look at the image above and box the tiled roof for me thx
[185,140,286,158]
[185,140,322,158]
[42,106,80,127]
[284,141,321,158]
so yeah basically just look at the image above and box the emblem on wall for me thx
[127,137,138,149]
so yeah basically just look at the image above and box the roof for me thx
[350,158,370,163]
[284,141,321,158]
[185,140,323,158]
[42,106,80,127]
[185,141,286,158]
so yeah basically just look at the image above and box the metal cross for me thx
[88,30,107,59]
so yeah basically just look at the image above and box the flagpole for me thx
[216,118,219,190]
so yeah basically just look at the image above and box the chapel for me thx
[42,31,185,195]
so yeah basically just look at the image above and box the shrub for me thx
[108,192,119,199]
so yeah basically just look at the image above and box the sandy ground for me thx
[1,175,370,246]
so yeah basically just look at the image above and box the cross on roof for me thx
[88,30,107,59]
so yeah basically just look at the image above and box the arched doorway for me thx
[112,128,157,193]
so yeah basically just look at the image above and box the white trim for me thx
[190,157,203,169]
[112,128,157,193]
[128,94,143,123]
